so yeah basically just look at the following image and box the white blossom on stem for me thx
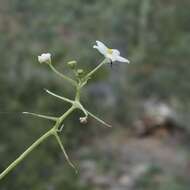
[38,53,51,64]
[93,41,130,63]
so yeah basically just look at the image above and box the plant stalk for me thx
[84,59,108,80]
[49,64,77,87]
[0,128,54,180]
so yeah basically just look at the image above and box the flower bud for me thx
[77,69,84,77]
[38,53,51,64]
[79,117,88,124]
[67,60,77,69]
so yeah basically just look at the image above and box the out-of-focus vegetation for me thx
[0,0,190,189]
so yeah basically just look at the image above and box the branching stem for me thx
[49,63,77,87]
[0,58,111,180]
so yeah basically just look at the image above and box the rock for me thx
[133,98,178,136]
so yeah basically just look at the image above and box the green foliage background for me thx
[0,0,190,189]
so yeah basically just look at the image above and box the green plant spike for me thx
[22,112,58,121]
[87,110,112,128]
[53,132,78,173]
[45,89,74,104]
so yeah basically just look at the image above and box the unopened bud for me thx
[38,53,51,64]
[67,60,77,69]
[79,117,88,124]
[77,69,84,77]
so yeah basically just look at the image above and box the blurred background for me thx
[0,0,190,189]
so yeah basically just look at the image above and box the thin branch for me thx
[48,64,77,86]
[54,133,78,173]
[23,112,58,121]
[84,59,108,82]
[87,110,112,128]
[45,89,74,104]
[57,124,65,132]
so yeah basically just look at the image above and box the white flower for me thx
[38,53,51,64]
[93,41,130,63]
[79,117,88,124]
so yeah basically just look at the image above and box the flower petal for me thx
[106,49,120,62]
[112,49,120,56]
[96,41,108,50]
[94,41,108,54]
[116,55,130,63]
[93,45,98,49]
[93,46,106,55]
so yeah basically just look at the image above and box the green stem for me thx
[22,112,58,121]
[75,86,81,101]
[84,59,108,81]
[0,128,54,180]
[58,106,76,129]
[45,89,74,104]
[54,132,77,173]
[87,110,112,128]
[49,64,77,87]
[78,103,88,117]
